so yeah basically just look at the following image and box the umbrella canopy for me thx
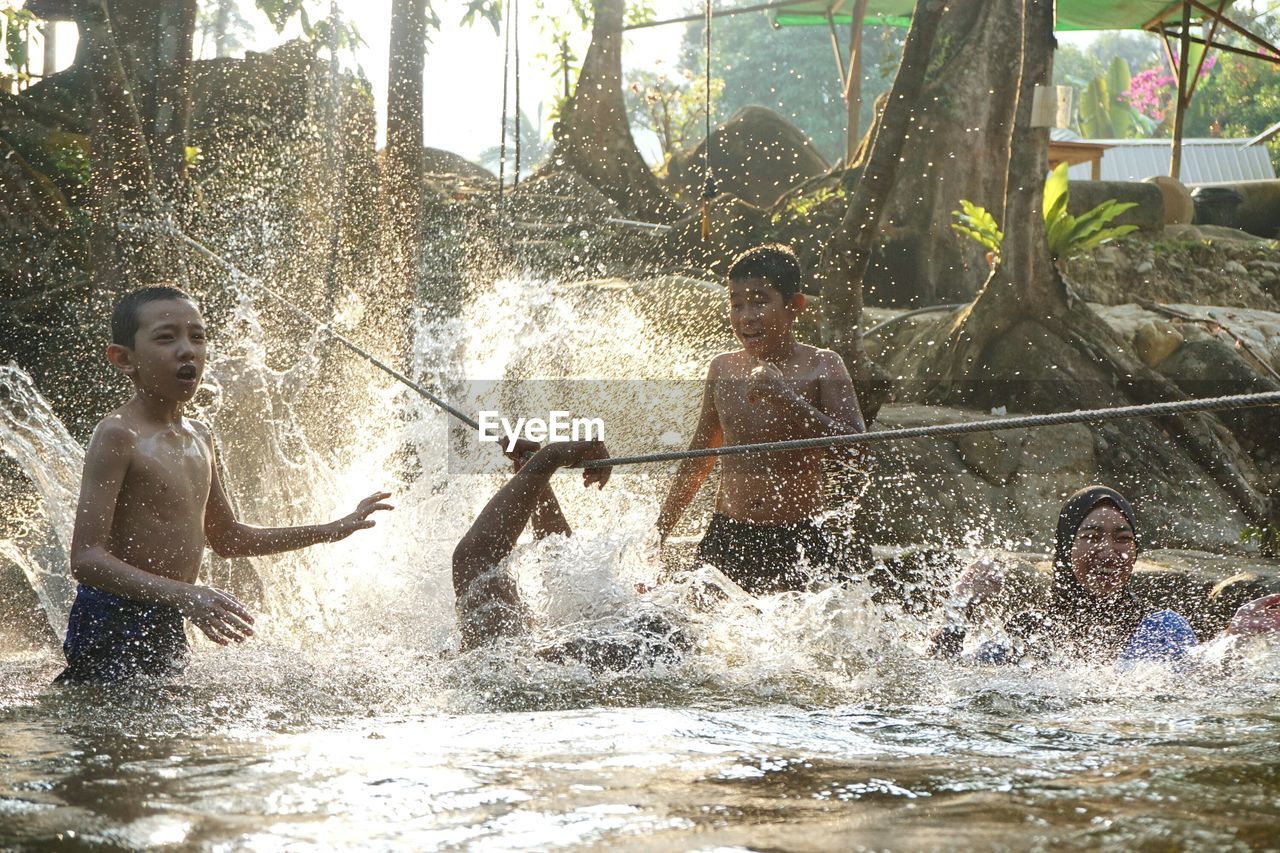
[773,0,1187,31]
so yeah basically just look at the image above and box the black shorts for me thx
[695,513,842,595]
[55,584,188,684]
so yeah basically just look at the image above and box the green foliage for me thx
[625,69,722,166]
[462,0,503,35]
[256,0,307,31]
[624,0,656,28]
[770,184,846,225]
[952,163,1138,264]
[1,4,35,81]
[679,12,904,163]
[949,199,1003,258]
[1241,524,1280,555]
[1077,56,1152,138]
[1053,32,1160,88]
[1042,162,1139,260]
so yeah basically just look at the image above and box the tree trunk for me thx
[212,0,233,58]
[842,0,867,163]
[818,0,948,423]
[71,0,180,296]
[105,0,198,193]
[871,0,1024,307]
[548,0,679,221]
[382,0,425,334]
[915,0,1269,528]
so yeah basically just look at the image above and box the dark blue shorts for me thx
[696,513,839,594]
[55,584,188,684]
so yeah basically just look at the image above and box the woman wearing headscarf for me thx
[929,486,1280,665]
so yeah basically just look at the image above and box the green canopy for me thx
[774,1,1186,31]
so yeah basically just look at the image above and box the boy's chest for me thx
[126,431,212,506]
[714,364,822,433]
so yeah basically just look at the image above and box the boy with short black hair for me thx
[655,244,865,594]
[60,284,391,683]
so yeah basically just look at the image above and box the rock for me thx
[1223,260,1249,276]
[1163,223,1272,244]
[1094,245,1124,265]
[1135,260,1154,274]
[1068,180,1164,233]
[661,194,775,277]
[1133,319,1184,367]
[671,106,829,209]
[1190,179,1280,239]
[955,431,1022,485]
[1144,175,1195,225]
[422,147,495,183]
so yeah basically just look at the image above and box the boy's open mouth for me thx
[176,364,199,381]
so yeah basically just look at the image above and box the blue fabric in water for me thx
[1118,609,1198,663]
[55,584,188,684]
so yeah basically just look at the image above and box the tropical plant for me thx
[949,199,1003,257]
[1077,56,1153,138]
[952,163,1138,264]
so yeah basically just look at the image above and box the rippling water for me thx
[2,276,1279,850]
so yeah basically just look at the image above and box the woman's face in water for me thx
[1069,504,1137,598]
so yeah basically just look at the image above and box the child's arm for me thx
[70,422,254,645]
[454,441,610,595]
[504,438,572,541]
[203,438,391,559]
[656,366,724,544]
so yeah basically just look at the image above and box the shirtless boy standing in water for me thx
[61,285,391,683]
[655,244,865,594]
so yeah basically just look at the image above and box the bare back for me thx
[96,401,214,584]
[711,344,842,524]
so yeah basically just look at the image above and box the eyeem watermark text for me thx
[478,410,605,450]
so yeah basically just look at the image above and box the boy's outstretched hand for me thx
[181,586,255,645]
[326,491,394,541]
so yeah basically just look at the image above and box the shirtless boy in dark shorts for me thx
[655,244,865,594]
[60,285,391,683]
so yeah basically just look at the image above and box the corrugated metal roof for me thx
[1060,137,1276,183]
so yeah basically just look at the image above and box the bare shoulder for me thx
[186,418,217,452]
[709,350,749,377]
[88,411,139,453]
[810,346,852,376]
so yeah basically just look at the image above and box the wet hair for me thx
[727,244,804,300]
[111,285,197,347]
[1050,485,1143,652]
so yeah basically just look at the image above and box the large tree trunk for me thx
[869,0,1023,306]
[382,0,425,335]
[818,0,948,424]
[548,0,678,221]
[916,0,1269,528]
[71,0,181,295]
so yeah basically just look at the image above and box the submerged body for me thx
[932,486,1280,667]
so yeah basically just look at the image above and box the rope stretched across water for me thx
[577,391,1280,469]
[142,220,1280,470]
[149,220,481,430]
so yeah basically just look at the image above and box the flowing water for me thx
[2,275,1279,851]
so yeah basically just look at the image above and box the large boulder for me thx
[1190,180,1280,238]
[670,106,829,209]
[423,147,495,184]
[1144,175,1194,225]
[1068,180,1165,232]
